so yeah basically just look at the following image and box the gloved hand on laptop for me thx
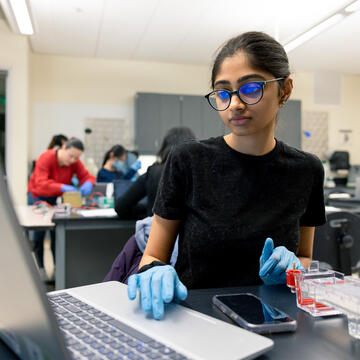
[80,181,93,196]
[259,238,305,285]
[61,184,78,193]
[127,263,188,320]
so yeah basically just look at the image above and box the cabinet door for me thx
[159,94,181,148]
[136,93,181,153]
[135,92,229,153]
[135,93,161,154]
[202,97,226,139]
[182,95,225,140]
[275,100,301,149]
[181,95,203,139]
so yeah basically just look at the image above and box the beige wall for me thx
[292,72,360,162]
[28,53,212,161]
[29,54,211,104]
[0,20,29,205]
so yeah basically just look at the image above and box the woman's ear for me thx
[279,77,293,106]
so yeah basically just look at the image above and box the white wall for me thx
[32,103,133,160]
[0,20,29,205]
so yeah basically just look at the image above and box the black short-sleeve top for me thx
[153,137,326,289]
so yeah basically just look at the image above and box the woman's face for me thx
[110,152,126,164]
[60,147,82,166]
[214,51,290,138]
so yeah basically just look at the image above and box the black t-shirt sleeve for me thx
[153,146,188,220]
[299,157,326,227]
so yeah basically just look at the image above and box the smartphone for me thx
[212,293,297,334]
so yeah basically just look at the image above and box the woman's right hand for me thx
[127,265,188,320]
[61,184,78,192]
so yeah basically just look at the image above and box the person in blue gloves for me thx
[97,145,141,183]
[27,137,95,279]
[128,31,326,319]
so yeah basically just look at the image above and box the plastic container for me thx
[294,261,343,317]
[317,277,360,339]
[294,261,360,339]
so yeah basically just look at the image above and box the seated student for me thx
[115,127,196,219]
[97,145,141,183]
[127,31,326,320]
[27,137,95,280]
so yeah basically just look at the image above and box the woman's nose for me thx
[229,93,246,111]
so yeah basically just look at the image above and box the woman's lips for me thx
[230,116,251,125]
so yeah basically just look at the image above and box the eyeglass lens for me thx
[208,82,263,110]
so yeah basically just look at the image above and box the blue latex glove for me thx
[130,160,141,171]
[61,184,78,193]
[259,238,305,285]
[127,265,188,320]
[80,181,93,196]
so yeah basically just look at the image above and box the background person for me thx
[30,134,69,176]
[115,126,196,219]
[97,145,141,183]
[27,137,95,279]
[47,134,68,150]
[127,31,326,320]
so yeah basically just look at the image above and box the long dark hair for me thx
[47,134,68,149]
[211,31,290,90]
[157,127,196,164]
[102,145,126,166]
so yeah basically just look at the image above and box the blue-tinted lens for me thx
[240,82,262,99]
[217,90,230,102]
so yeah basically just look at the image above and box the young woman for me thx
[115,126,196,219]
[97,145,141,183]
[27,137,96,279]
[128,31,326,319]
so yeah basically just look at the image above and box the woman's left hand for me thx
[259,238,305,285]
[80,181,93,195]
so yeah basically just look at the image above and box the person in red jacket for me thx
[27,137,95,280]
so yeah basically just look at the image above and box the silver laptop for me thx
[0,168,273,360]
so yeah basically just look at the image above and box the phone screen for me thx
[215,294,292,325]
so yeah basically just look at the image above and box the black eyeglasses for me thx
[205,78,284,111]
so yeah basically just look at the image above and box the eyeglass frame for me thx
[204,77,285,111]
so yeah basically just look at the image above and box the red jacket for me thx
[27,149,96,197]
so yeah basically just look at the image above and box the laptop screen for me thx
[0,167,70,359]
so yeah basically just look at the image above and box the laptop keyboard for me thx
[48,293,188,360]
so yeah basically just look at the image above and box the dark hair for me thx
[157,127,196,164]
[102,145,126,166]
[47,134,68,149]
[65,137,84,151]
[211,31,290,89]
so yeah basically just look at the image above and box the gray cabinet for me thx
[276,99,301,149]
[135,92,224,154]
[135,92,301,153]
